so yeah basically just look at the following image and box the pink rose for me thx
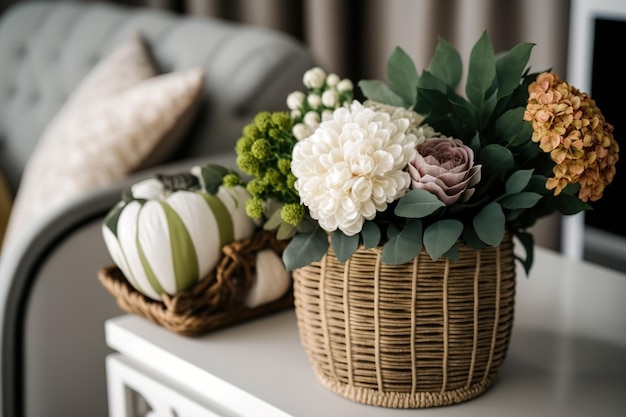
[408,137,481,205]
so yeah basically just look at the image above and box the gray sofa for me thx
[0,2,315,416]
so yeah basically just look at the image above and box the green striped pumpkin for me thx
[102,168,256,301]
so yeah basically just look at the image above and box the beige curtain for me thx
[103,0,571,83]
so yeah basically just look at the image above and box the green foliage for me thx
[395,189,445,218]
[196,164,235,194]
[361,221,381,249]
[358,48,417,107]
[331,231,360,263]
[358,79,405,107]
[423,220,463,261]
[473,202,505,246]
[282,227,329,271]
[381,220,423,265]
[427,38,463,88]
[515,231,535,274]
[495,42,535,98]
[466,31,496,109]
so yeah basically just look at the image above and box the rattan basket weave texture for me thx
[99,231,292,336]
[293,234,516,408]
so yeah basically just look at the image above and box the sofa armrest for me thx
[0,154,237,417]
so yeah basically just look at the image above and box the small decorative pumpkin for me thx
[102,164,256,300]
[245,249,291,309]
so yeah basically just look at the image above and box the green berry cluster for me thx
[235,111,302,225]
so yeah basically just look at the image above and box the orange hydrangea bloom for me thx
[524,72,619,202]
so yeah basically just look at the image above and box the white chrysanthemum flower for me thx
[414,125,438,145]
[303,67,326,89]
[292,100,418,236]
[286,91,306,110]
[364,100,437,145]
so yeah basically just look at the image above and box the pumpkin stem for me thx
[157,172,199,193]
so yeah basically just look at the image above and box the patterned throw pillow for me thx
[2,33,205,250]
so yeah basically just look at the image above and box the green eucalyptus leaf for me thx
[381,220,423,264]
[395,189,445,218]
[466,31,496,108]
[462,226,488,250]
[387,224,401,240]
[526,174,551,194]
[501,192,542,209]
[479,144,515,180]
[514,231,535,275]
[282,227,329,271]
[509,121,535,147]
[481,90,498,125]
[495,108,527,145]
[331,231,360,263]
[495,42,534,98]
[443,244,460,262]
[470,132,482,151]
[361,221,381,249]
[196,164,229,194]
[506,207,524,222]
[552,193,591,215]
[415,74,463,126]
[560,182,582,196]
[416,70,449,94]
[263,208,284,230]
[296,216,320,234]
[473,202,505,246]
[358,80,405,106]
[423,219,464,261]
[450,99,479,132]
[505,169,534,194]
[387,47,419,107]
[276,221,297,240]
[427,37,462,88]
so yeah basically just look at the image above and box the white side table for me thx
[105,247,626,417]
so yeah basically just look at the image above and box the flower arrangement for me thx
[224,31,619,273]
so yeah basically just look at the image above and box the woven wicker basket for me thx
[292,233,516,408]
[99,231,292,337]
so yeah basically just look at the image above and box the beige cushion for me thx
[2,34,205,249]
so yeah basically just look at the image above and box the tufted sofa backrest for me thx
[0,1,315,193]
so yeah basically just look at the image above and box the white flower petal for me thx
[292,101,415,235]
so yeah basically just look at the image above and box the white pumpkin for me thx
[102,166,256,300]
[245,249,291,309]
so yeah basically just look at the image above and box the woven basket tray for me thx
[292,234,516,408]
[99,231,293,337]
